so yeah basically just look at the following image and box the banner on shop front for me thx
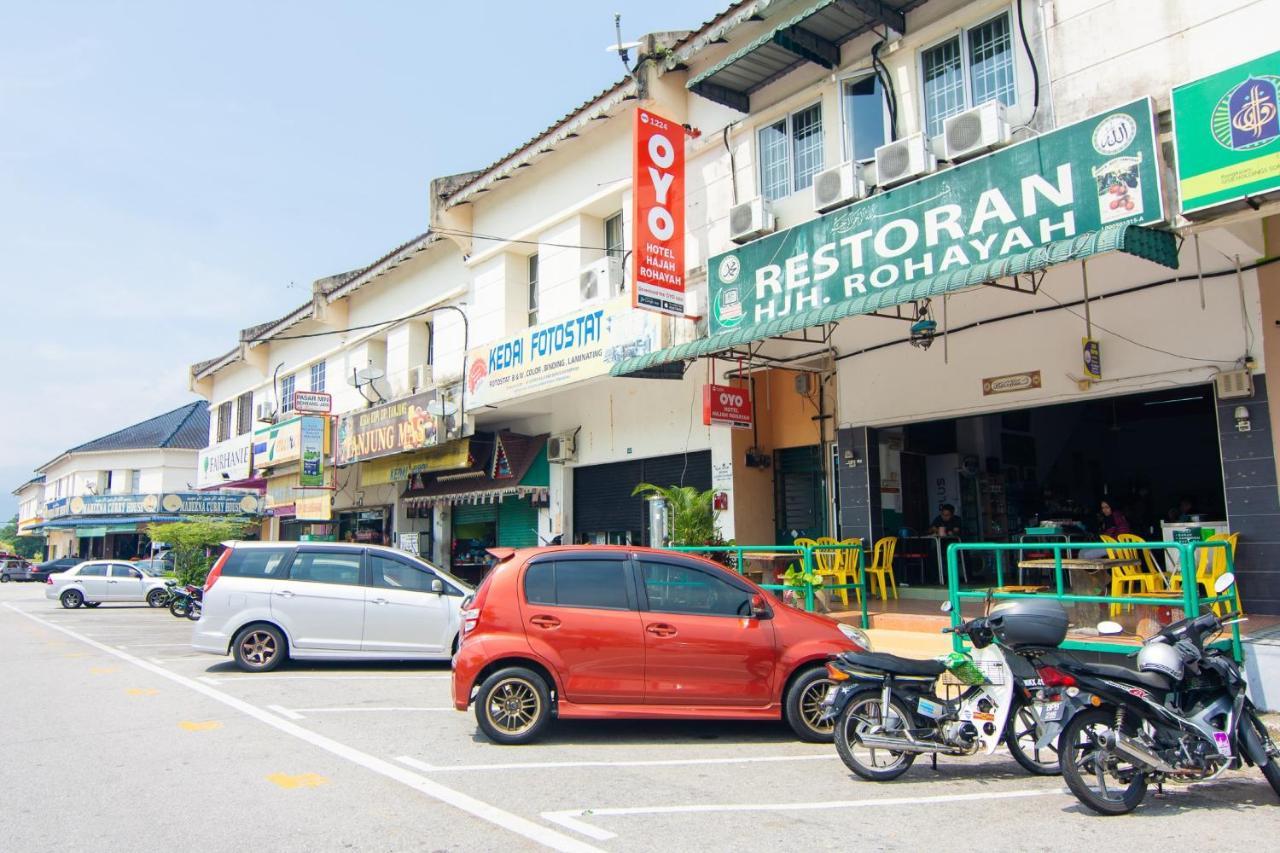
[334,390,443,465]
[707,98,1165,337]
[359,441,471,486]
[632,107,685,315]
[1172,50,1280,214]
[295,492,331,521]
[300,416,326,487]
[465,296,665,408]
[254,417,303,468]
[65,492,261,516]
[198,432,253,488]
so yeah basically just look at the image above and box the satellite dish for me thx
[356,366,385,383]
[605,40,641,53]
[426,399,458,417]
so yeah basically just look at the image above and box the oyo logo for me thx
[718,390,745,408]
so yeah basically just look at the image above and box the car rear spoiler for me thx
[485,547,516,564]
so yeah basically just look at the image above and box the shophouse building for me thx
[17,402,260,560]
[192,0,1280,615]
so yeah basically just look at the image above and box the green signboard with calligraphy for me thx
[708,98,1164,336]
[1172,50,1280,215]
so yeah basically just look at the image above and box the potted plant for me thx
[781,563,830,613]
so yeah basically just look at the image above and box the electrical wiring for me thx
[1016,0,1041,129]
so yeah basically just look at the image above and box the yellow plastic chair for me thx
[1104,534,1156,617]
[838,537,864,606]
[1170,533,1240,615]
[1117,533,1166,589]
[811,537,843,606]
[864,536,898,602]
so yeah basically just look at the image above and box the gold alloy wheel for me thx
[239,630,278,666]
[799,677,836,734]
[484,677,542,735]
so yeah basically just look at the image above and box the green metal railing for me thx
[944,540,1243,660]
[663,544,870,629]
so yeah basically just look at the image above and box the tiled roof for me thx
[403,432,549,501]
[65,401,210,455]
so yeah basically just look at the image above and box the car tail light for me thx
[1038,665,1077,688]
[45,576,54,584]
[204,550,231,592]
[461,576,493,638]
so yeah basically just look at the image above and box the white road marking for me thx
[292,707,454,713]
[202,674,451,682]
[398,753,838,773]
[150,658,167,665]
[4,603,601,853]
[118,642,194,647]
[267,704,306,720]
[197,676,220,686]
[542,787,1070,841]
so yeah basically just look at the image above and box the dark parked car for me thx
[29,557,82,583]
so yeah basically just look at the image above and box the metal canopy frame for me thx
[688,0,908,113]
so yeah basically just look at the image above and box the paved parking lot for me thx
[3,581,1280,852]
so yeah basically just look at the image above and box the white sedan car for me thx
[46,561,172,609]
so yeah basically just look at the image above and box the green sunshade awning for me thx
[611,223,1178,377]
[688,0,908,112]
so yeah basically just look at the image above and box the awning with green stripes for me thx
[687,0,909,112]
[610,223,1178,377]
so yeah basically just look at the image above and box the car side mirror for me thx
[430,578,444,594]
[750,594,771,619]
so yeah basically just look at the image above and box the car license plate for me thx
[1040,701,1064,722]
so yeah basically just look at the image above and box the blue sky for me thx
[0,0,728,517]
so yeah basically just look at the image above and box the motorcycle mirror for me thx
[940,601,953,613]
[1213,572,1236,595]
[1097,620,1124,635]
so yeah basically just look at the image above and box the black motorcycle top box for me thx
[988,598,1069,648]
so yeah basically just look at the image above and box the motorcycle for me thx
[168,584,201,619]
[822,595,1070,780]
[1054,572,1280,814]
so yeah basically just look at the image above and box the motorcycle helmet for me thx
[1137,641,1184,682]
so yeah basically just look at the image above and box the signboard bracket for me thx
[981,270,1046,296]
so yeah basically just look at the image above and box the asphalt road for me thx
[3,581,1279,852]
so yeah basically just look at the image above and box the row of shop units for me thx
[240,218,1280,616]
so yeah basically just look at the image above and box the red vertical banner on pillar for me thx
[632,107,685,316]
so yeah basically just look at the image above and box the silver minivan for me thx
[192,541,471,672]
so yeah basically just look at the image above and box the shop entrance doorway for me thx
[774,445,827,544]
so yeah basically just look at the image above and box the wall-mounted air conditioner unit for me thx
[874,133,936,188]
[1215,369,1254,400]
[547,432,577,463]
[729,197,775,244]
[580,255,625,302]
[409,364,432,392]
[254,401,275,422]
[813,161,867,213]
[944,100,1011,163]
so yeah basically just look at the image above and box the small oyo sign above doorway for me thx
[702,383,753,429]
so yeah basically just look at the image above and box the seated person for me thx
[1080,499,1131,559]
[930,504,963,537]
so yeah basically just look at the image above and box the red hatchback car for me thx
[452,546,869,744]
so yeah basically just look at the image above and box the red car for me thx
[452,546,869,744]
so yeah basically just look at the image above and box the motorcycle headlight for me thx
[838,623,871,651]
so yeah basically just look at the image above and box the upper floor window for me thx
[842,74,890,163]
[605,212,625,257]
[310,361,326,393]
[129,469,141,492]
[235,391,253,436]
[216,401,233,442]
[921,12,1015,138]
[281,374,296,414]
[527,254,539,327]
[758,103,824,202]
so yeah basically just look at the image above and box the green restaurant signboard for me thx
[1172,50,1280,215]
[708,98,1165,336]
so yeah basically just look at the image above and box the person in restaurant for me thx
[1167,496,1196,523]
[930,504,963,537]
[1079,499,1131,558]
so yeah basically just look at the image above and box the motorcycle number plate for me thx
[1040,701,1064,722]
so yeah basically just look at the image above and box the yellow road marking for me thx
[90,666,117,674]
[63,652,88,658]
[266,772,328,789]
[126,687,159,696]
[178,720,223,731]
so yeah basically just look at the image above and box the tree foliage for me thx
[144,517,255,585]
[629,483,722,547]
[2,516,45,559]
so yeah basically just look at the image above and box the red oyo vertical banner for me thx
[632,107,685,316]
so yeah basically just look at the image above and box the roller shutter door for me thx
[573,451,711,541]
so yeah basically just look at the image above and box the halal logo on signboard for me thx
[1212,75,1280,151]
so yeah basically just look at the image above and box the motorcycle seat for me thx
[837,651,947,678]
[1066,661,1172,693]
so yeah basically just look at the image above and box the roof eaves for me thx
[325,231,440,303]
[191,347,241,381]
[241,300,315,348]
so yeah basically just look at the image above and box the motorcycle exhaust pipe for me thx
[857,734,958,754]
[1099,732,1178,774]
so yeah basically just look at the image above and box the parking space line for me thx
[397,753,837,773]
[542,787,1070,841]
[199,674,451,683]
[293,706,454,713]
[5,603,602,853]
[267,704,307,720]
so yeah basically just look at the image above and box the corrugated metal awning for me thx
[610,223,1179,376]
[688,0,908,112]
